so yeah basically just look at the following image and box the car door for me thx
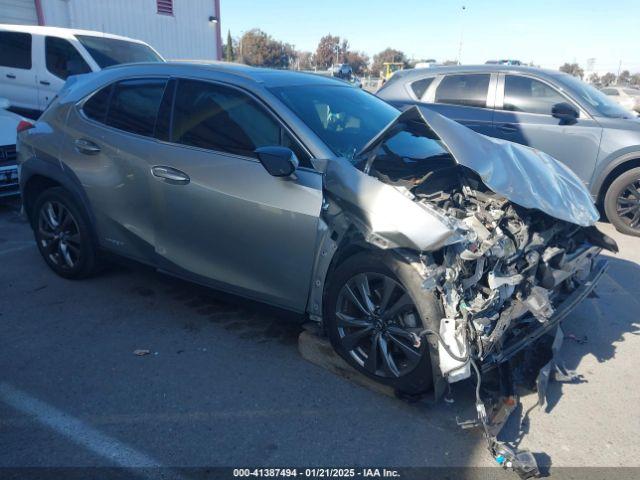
[492,73,603,184]
[421,73,496,136]
[61,77,168,264]
[0,30,39,114]
[37,36,92,111]
[148,78,323,311]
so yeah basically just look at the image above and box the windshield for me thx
[269,84,399,160]
[75,35,163,68]
[558,74,634,119]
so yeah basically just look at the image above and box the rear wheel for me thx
[324,251,443,394]
[604,167,640,237]
[33,187,99,278]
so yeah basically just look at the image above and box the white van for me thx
[0,24,164,118]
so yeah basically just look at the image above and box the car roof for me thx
[392,64,569,82]
[0,23,150,45]
[105,61,348,88]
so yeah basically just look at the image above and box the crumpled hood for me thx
[358,106,600,227]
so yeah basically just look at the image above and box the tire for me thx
[32,187,99,279]
[604,167,640,237]
[324,250,444,395]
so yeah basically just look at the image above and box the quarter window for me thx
[503,76,568,115]
[105,79,167,136]
[0,31,32,69]
[434,74,490,108]
[171,79,311,165]
[45,37,91,80]
[410,77,434,99]
[83,85,112,122]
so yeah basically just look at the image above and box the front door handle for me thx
[497,123,518,133]
[6,73,16,79]
[151,166,190,184]
[39,80,51,86]
[74,138,101,155]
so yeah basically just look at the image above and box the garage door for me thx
[0,0,38,25]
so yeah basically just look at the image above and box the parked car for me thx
[330,63,353,79]
[0,24,164,119]
[18,63,615,404]
[376,65,640,236]
[0,97,27,198]
[601,86,640,114]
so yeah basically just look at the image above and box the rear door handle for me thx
[151,166,190,184]
[74,138,101,155]
[39,80,50,86]
[497,123,518,133]
[6,74,16,79]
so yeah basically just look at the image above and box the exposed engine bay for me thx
[314,107,618,478]
[359,117,615,384]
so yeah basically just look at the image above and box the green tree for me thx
[559,62,584,79]
[315,34,341,69]
[224,30,234,62]
[371,48,408,77]
[618,70,631,85]
[238,29,295,69]
[631,73,640,87]
[343,50,369,76]
[601,72,617,86]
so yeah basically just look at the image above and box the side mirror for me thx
[255,146,299,177]
[551,102,579,123]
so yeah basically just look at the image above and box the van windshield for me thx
[75,35,163,68]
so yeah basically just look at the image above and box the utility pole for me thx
[457,5,466,65]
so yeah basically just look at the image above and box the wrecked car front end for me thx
[309,106,616,477]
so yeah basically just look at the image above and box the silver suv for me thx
[377,65,640,236]
[17,62,615,400]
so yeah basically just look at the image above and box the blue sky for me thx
[221,0,640,74]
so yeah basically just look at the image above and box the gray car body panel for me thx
[377,65,640,199]
[17,62,599,317]
[358,106,599,226]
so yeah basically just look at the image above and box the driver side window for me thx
[171,79,311,167]
[502,76,570,116]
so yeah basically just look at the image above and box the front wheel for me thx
[324,251,443,394]
[604,167,640,237]
[33,187,99,279]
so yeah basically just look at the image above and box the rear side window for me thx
[435,74,490,108]
[106,79,167,136]
[0,31,32,69]
[171,79,311,166]
[45,37,91,80]
[502,76,567,115]
[83,85,113,122]
[410,77,434,99]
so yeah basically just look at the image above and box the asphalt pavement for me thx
[1,197,639,477]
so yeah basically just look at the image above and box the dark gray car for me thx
[17,62,616,414]
[377,65,640,236]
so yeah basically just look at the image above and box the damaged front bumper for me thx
[482,258,607,371]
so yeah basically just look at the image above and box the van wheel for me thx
[324,251,443,395]
[604,167,640,237]
[33,187,99,279]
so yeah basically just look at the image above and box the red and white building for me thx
[0,0,222,60]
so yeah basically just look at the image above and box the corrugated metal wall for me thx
[41,0,220,60]
[0,0,38,25]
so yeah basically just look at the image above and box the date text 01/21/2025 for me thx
[233,468,401,478]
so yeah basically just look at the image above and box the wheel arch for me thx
[594,153,640,206]
[21,160,98,244]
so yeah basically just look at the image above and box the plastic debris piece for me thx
[133,349,151,356]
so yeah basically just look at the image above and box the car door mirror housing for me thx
[255,146,299,177]
[552,102,579,123]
